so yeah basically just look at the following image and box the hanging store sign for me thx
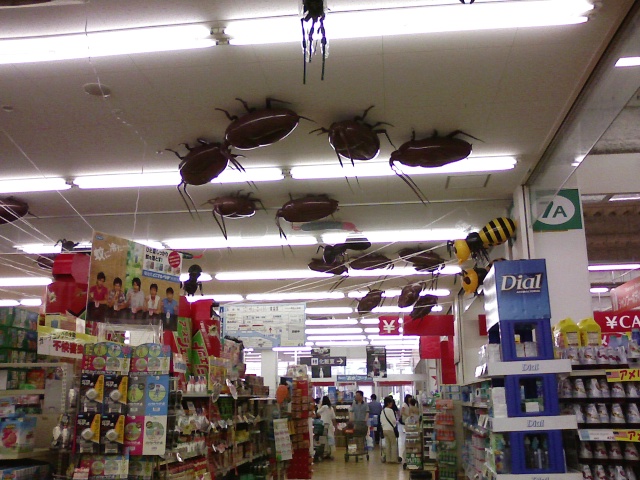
[610,277,640,311]
[366,346,387,378]
[336,375,372,382]
[531,188,583,231]
[378,315,400,335]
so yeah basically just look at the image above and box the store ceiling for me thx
[0,0,638,327]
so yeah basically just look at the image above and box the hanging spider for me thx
[300,0,328,84]
[181,264,203,296]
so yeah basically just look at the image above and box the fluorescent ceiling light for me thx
[348,266,461,277]
[590,287,609,294]
[247,292,344,301]
[368,334,418,340]
[0,25,215,65]
[432,305,444,312]
[292,156,516,181]
[15,242,92,254]
[359,318,404,325]
[323,229,465,245]
[571,155,587,167]
[73,167,282,190]
[272,346,312,352]
[588,264,640,272]
[616,57,640,68]
[167,235,317,251]
[134,239,166,250]
[305,328,363,335]
[348,288,450,298]
[216,266,459,281]
[305,341,315,346]
[307,335,367,341]
[0,177,70,194]
[581,194,607,203]
[0,300,19,307]
[372,306,412,313]
[226,1,592,45]
[313,341,370,347]
[306,307,353,315]
[609,194,640,202]
[306,319,358,326]
[20,298,42,307]
[364,327,380,333]
[0,277,52,287]
[185,294,244,303]
[179,273,212,282]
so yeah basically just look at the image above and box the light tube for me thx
[306,307,353,315]
[305,328,363,335]
[590,287,609,294]
[364,327,380,333]
[616,57,640,68]
[246,292,344,301]
[0,300,19,307]
[226,1,592,45]
[272,346,312,352]
[134,240,166,250]
[20,298,42,307]
[305,319,359,326]
[0,177,70,194]
[292,157,517,180]
[185,294,244,303]
[313,341,370,347]
[322,229,465,244]
[306,335,367,341]
[588,264,640,272]
[359,318,404,325]
[166,235,317,250]
[0,25,215,65]
[372,306,413,313]
[179,273,212,282]
[348,288,450,298]
[348,266,461,277]
[609,194,640,202]
[0,277,52,287]
[431,305,444,312]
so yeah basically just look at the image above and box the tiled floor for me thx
[312,446,413,480]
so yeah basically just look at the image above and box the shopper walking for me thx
[380,397,400,463]
[368,394,383,444]
[400,394,412,426]
[349,390,369,435]
[316,396,337,459]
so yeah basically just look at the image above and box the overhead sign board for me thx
[610,277,640,311]
[531,188,583,231]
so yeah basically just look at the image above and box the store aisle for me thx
[313,447,411,480]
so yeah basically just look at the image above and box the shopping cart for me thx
[313,419,328,462]
[344,421,369,462]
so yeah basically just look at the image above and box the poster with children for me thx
[87,232,182,329]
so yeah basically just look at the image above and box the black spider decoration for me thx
[300,0,328,84]
[55,238,79,252]
[181,264,203,296]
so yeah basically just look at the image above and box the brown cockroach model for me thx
[276,194,338,238]
[203,192,265,240]
[307,258,348,276]
[398,283,424,309]
[311,106,395,167]
[0,196,29,225]
[166,139,244,216]
[216,98,312,150]
[389,130,481,203]
[349,253,394,271]
[398,248,445,271]
[411,294,438,319]
[357,289,384,314]
[319,237,371,264]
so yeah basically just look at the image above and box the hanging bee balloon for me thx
[448,217,516,264]
[461,266,489,295]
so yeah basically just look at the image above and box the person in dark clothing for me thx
[368,394,383,444]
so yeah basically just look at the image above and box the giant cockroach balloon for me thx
[349,253,394,271]
[319,237,371,264]
[389,130,480,203]
[203,192,265,240]
[276,194,338,238]
[307,258,348,276]
[357,289,384,315]
[398,248,445,272]
[0,196,29,225]
[300,0,328,84]
[311,106,395,167]
[166,139,244,216]
[410,294,438,319]
[294,220,358,232]
[216,98,312,150]
[398,283,424,309]
[448,217,516,264]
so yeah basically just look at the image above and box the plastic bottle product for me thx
[524,436,532,468]
[581,464,594,480]
[555,318,581,348]
[531,436,543,469]
[578,317,602,346]
[541,437,549,469]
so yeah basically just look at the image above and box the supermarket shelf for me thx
[160,448,207,465]
[182,392,211,398]
[492,415,577,433]
[461,402,489,408]
[578,428,640,442]
[0,389,45,397]
[476,359,572,378]
[462,422,489,437]
[485,465,582,480]
[0,363,67,369]
[0,448,50,460]
[568,369,608,377]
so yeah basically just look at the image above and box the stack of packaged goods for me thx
[0,308,39,389]
[287,378,312,480]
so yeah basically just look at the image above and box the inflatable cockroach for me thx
[204,192,265,240]
[307,258,348,276]
[357,289,383,314]
[35,255,54,270]
[181,264,203,296]
[461,266,489,295]
[311,106,395,167]
[398,248,445,271]
[448,217,516,264]
[389,130,480,203]
[216,98,312,150]
[349,253,394,271]
[398,283,424,309]
[276,194,338,238]
[319,237,371,264]
[300,0,328,84]
[0,196,29,225]
[411,294,438,319]
[294,220,358,232]
[166,139,244,216]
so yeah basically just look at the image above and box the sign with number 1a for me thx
[531,188,583,231]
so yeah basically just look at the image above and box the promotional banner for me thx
[366,346,387,378]
[87,232,182,328]
[594,310,640,344]
[379,315,400,335]
[610,277,640,311]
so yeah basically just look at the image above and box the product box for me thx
[126,374,169,416]
[190,331,209,376]
[103,374,128,414]
[130,344,171,374]
[127,375,147,416]
[76,412,101,454]
[101,413,125,454]
[128,456,154,480]
[82,342,131,373]
[80,373,104,413]
[78,454,129,479]
[0,307,38,330]
[0,416,36,453]
[124,415,167,456]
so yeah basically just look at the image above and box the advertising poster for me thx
[86,232,182,329]
[366,346,387,378]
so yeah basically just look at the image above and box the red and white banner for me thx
[378,315,400,335]
[594,311,640,334]
[611,277,640,311]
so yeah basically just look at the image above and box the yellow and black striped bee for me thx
[448,217,516,264]
[479,217,516,247]
[461,266,488,295]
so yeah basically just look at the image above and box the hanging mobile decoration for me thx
[300,0,328,84]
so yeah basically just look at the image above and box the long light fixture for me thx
[348,266,461,277]
[20,298,42,307]
[0,25,215,65]
[312,340,370,347]
[305,328,363,335]
[360,318,404,325]
[590,287,609,294]
[616,57,640,68]
[306,335,367,341]
[588,264,640,271]
[246,292,344,301]
[0,177,70,194]
[372,306,412,313]
[0,300,19,307]
[305,319,359,326]
[306,307,353,315]
[216,269,329,281]
[272,346,312,352]
[185,294,244,303]
[73,167,283,190]
[322,229,465,245]
[166,235,317,250]
[292,157,517,181]
[225,1,592,45]
[179,273,212,282]
[215,267,460,281]
[348,288,450,299]
[0,277,52,287]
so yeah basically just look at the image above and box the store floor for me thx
[313,446,411,480]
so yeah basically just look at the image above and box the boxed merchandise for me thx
[80,373,104,413]
[82,342,131,373]
[0,461,50,480]
[124,415,167,456]
[100,413,125,454]
[128,457,154,480]
[76,412,100,454]
[0,417,36,454]
[130,344,171,374]
[103,375,128,414]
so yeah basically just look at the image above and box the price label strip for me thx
[606,369,640,382]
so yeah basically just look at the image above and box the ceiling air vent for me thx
[0,0,85,7]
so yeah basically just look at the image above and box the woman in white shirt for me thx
[316,396,337,459]
[380,396,401,464]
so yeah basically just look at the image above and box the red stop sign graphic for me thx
[168,251,181,268]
